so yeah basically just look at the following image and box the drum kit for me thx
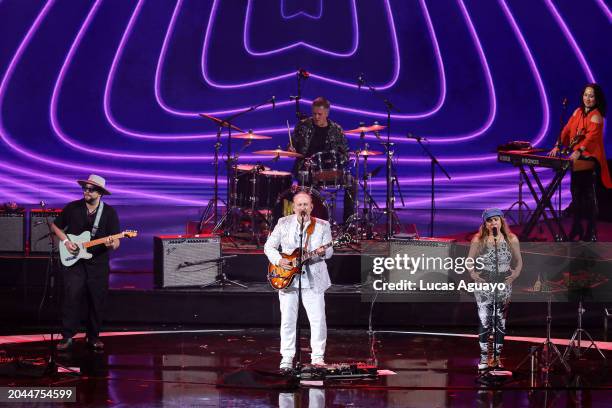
[197,114,395,245]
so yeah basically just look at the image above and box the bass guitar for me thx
[267,234,352,290]
[59,230,137,267]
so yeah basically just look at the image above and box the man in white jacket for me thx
[264,190,333,372]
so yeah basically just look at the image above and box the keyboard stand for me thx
[519,163,569,241]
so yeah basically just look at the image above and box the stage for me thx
[0,329,610,406]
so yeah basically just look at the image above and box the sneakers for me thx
[279,356,293,372]
[493,357,504,369]
[311,358,326,367]
[477,355,489,370]
[56,337,73,351]
[86,337,104,350]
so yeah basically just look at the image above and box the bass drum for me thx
[271,188,329,230]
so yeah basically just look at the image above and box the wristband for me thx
[61,239,69,245]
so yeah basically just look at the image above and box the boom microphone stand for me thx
[411,134,451,237]
[37,201,75,376]
[291,212,307,377]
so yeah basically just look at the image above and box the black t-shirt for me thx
[54,199,120,264]
[306,125,329,156]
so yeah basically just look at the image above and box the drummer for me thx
[289,97,354,222]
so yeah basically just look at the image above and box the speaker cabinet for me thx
[388,237,457,286]
[0,210,25,253]
[29,209,61,254]
[154,235,221,288]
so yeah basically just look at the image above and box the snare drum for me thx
[309,150,346,188]
[235,164,269,207]
[257,170,292,209]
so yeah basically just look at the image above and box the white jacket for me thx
[264,214,333,294]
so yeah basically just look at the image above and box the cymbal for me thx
[253,148,304,158]
[234,131,272,140]
[353,149,383,157]
[346,124,387,134]
[198,113,243,132]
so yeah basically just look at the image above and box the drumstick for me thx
[287,120,294,149]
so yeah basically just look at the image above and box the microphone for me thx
[406,133,427,142]
[298,68,310,79]
[357,73,365,90]
[271,95,276,110]
[492,227,498,237]
[562,97,568,108]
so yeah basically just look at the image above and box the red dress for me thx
[560,107,612,188]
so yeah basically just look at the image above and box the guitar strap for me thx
[91,201,104,238]
[303,216,316,251]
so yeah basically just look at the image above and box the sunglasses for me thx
[82,186,100,193]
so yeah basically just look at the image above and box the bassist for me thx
[51,174,120,351]
[264,190,332,372]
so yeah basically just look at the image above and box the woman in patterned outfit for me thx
[468,208,522,370]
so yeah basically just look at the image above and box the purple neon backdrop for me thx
[0,0,608,209]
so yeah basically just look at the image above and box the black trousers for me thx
[61,261,109,339]
[570,169,598,235]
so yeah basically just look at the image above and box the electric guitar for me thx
[59,230,137,267]
[267,234,352,290]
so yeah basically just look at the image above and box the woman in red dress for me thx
[549,83,611,241]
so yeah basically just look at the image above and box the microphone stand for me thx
[413,135,451,237]
[37,202,75,376]
[293,212,307,377]
[357,74,401,239]
[213,96,275,240]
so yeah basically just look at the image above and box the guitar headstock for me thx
[122,230,138,239]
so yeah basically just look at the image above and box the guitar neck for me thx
[302,241,335,262]
[83,232,125,249]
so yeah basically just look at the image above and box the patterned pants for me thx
[474,284,512,357]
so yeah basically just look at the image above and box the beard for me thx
[84,196,96,205]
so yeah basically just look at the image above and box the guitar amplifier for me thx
[0,209,25,253]
[154,235,221,288]
[388,237,457,288]
[29,209,61,253]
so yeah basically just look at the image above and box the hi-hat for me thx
[254,148,304,158]
[346,123,386,134]
[234,130,272,140]
[353,149,383,157]
[198,113,244,132]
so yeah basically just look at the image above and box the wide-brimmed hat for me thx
[482,208,503,222]
[77,174,111,195]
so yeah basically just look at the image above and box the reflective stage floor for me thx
[0,329,610,407]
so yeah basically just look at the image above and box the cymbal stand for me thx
[515,281,571,375]
[199,125,225,232]
[375,128,403,236]
[357,74,400,239]
[563,298,607,362]
[290,69,309,121]
[212,96,275,238]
